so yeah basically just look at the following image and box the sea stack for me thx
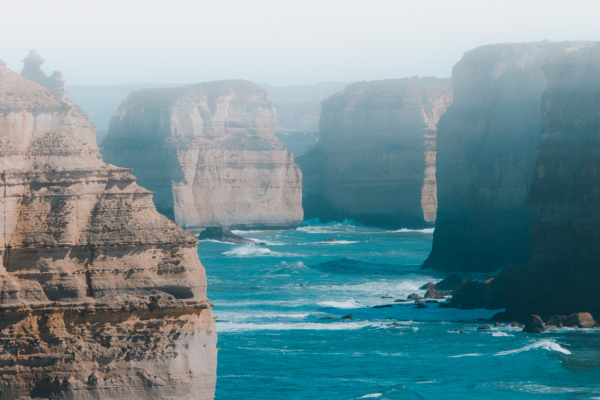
[0,55,217,398]
[505,43,600,319]
[296,78,452,228]
[422,41,589,273]
[102,80,303,232]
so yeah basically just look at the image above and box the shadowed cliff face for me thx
[297,78,452,228]
[505,43,600,319]
[102,80,303,232]
[422,41,591,273]
[0,57,217,399]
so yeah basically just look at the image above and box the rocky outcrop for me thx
[0,57,216,398]
[102,80,303,232]
[422,41,590,272]
[297,78,452,228]
[198,227,251,244]
[504,43,600,320]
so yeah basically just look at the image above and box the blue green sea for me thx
[199,220,600,399]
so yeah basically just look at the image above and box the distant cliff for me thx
[422,41,589,273]
[102,80,303,231]
[296,78,452,228]
[505,43,600,319]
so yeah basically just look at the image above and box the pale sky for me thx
[1,0,599,86]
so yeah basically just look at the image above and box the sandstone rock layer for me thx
[505,43,600,319]
[102,80,303,232]
[0,57,216,399]
[422,41,589,272]
[297,78,452,228]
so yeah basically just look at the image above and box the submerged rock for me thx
[477,325,491,330]
[342,314,353,320]
[198,227,252,244]
[0,55,217,398]
[523,315,547,333]
[297,77,452,228]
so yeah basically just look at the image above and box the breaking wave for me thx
[495,340,571,356]
[223,245,300,258]
[317,299,362,309]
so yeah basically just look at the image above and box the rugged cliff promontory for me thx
[0,56,216,399]
[297,78,452,228]
[102,80,303,232]
[422,41,589,273]
[504,43,600,319]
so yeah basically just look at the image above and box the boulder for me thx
[198,227,253,244]
[523,315,547,333]
[477,325,491,330]
[510,321,524,328]
[424,288,447,299]
[420,282,436,291]
[565,312,597,328]
[407,293,422,301]
[546,315,567,328]
[342,314,353,320]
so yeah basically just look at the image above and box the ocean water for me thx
[199,220,600,399]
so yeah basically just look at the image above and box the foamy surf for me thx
[448,353,484,358]
[317,299,362,309]
[223,245,300,258]
[358,394,382,399]
[495,339,571,356]
[391,228,435,233]
[215,320,387,332]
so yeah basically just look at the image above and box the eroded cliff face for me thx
[422,41,590,273]
[0,58,216,399]
[504,43,600,319]
[296,78,452,228]
[102,80,303,232]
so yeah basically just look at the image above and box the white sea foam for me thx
[231,230,272,235]
[492,331,514,337]
[391,228,435,234]
[495,339,571,356]
[358,394,382,398]
[222,245,300,258]
[317,299,362,309]
[216,321,386,332]
[448,353,483,358]
[310,240,359,245]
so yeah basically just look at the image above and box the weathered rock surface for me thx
[504,43,600,320]
[297,78,452,228]
[523,315,547,333]
[0,56,217,399]
[422,42,590,272]
[198,227,252,244]
[102,80,303,232]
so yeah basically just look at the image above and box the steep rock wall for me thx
[505,43,600,319]
[102,80,303,232]
[422,41,589,273]
[0,57,217,399]
[296,78,452,228]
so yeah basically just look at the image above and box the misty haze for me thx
[0,1,600,399]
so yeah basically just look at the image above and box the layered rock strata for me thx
[422,41,589,272]
[102,80,303,232]
[0,58,217,398]
[297,78,452,228]
[504,43,600,319]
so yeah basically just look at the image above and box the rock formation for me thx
[0,56,216,398]
[504,43,600,319]
[102,80,303,232]
[422,41,590,273]
[296,78,452,228]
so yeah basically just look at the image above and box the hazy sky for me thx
[1,0,599,86]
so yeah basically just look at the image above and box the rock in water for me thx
[565,313,598,329]
[505,43,600,320]
[102,80,303,232]
[523,315,547,333]
[198,227,252,244]
[422,41,589,273]
[0,56,217,398]
[296,78,452,228]
[435,274,464,291]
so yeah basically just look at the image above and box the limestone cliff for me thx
[296,78,452,228]
[102,80,303,232]
[0,58,216,398]
[422,41,590,273]
[504,43,600,319]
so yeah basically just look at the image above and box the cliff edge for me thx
[0,55,217,399]
[297,77,452,228]
[102,80,303,232]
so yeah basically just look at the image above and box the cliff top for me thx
[121,79,271,111]
[0,60,66,110]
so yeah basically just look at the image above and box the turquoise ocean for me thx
[199,220,600,399]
